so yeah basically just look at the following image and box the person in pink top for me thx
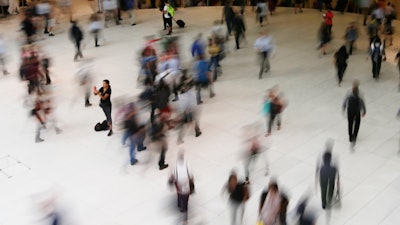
[324,8,333,35]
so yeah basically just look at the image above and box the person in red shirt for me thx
[324,9,334,35]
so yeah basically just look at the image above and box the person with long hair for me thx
[334,45,348,86]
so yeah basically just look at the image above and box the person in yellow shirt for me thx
[208,37,221,81]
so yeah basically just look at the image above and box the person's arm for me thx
[342,95,348,113]
[360,98,366,116]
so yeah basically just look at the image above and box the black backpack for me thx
[94,120,109,131]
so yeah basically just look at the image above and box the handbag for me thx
[256,220,264,225]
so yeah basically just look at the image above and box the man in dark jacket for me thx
[343,80,366,146]
[232,12,246,50]
[69,21,84,61]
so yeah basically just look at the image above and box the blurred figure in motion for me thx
[344,21,358,55]
[151,111,171,170]
[20,46,44,95]
[176,75,202,144]
[31,91,62,143]
[242,123,266,181]
[342,80,366,147]
[295,196,317,225]
[88,13,104,47]
[255,0,268,27]
[76,59,94,107]
[259,180,280,225]
[333,45,348,86]
[191,33,206,60]
[368,37,385,80]
[208,37,221,81]
[37,45,52,85]
[21,10,37,44]
[94,79,113,136]
[122,103,147,166]
[58,0,73,22]
[0,34,9,75]
[103,0,120,26]
[193,54,215,104]
[221,1,234,38]
[69,21,84,62]
[315,140,340,209]
[168,152,195,223]
[359,0,372,25]
[367,15,379,45]
[317,21,331,56]
[254,29,275,79]
[223,171,250,225]
[232,12,246,50]
[266,86,286,137]
[259,180,289,225]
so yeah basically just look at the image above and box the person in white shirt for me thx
[254,29,275,79]
[256,0,268,27]
[0,35,9,75]
[169,152,194,222]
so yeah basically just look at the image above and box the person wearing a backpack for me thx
[342,80,366,146]
[224,171,249,225]
[367,37,385,79]
[163,0,173,35]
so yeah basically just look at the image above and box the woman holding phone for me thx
[94,79,113,136]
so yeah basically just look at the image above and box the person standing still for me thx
[69,21,84,62]
[254,29,275,79]
[94,79,113,136]
[367,37,385,80]
[342,80,366,147]
[324,8,334,36]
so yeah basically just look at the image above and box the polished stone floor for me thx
[1,1,400,225]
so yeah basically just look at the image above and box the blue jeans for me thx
[129,132,145,163]
[208,55,219,81]
[122,129,130,145]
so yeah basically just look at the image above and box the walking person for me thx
[254,29,275,79]
[324,8,334,35]
[367,37,385,80]
[342,80,366,147]
[259,180,280,225]
[168,152,194,223]
[266,88,285,136]
[344,22,358,55]
[315,141,340,209]
[221,1,235,38]
[151,112,170,170]
[123,105,146,166]
[88,13,103,47]
[256,0,268,27]
[359,0,372,25]
[223,171,250,225]
[163,0,173,35]
[317,21,331,55]
[93,79,113,136]
[76,60,94,107]
[193,54,215,104]
[69,21,84,62]
[232,12,246,50]
[0,35,9,75]
[208,37,221,81]
[334,45,348,86]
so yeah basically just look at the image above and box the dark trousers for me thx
[347,112,360,142]
[74,40,83,60]
[163,14,167,29]
[225,18,232,36]
[320,178,335,208]
[372,57,382,78]
[85,89,90,105]
[327,24,332,36]
[259,51,270,79]
[336,63,347,83]
[177,193,189,212]
[348,40,355,54]
[268,113,281,133]
[158,144,167,167]
[209,55,220,81]
[93,30,99,46]
[101,104,112,125]
[234,32,242,49]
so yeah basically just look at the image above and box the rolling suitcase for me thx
[175,19,185,28]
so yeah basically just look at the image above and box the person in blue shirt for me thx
[191,33,205,59]
[193,54,215,104]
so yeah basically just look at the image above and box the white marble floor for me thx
[1,2,400,225]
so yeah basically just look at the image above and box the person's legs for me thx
[158,140,168,169]
[196,83,202,104]
[372,59,377,78]
[259,51,267,79]
[268,113,276,134]
[230,200,240,225]
[35,123,44,142]
[353,114,361,141]
[276,113,281,129]
[320,180,328,209]
[347,113,355,141]
[376,57,382,78]
[0,55,9,75]
[129,135,137,164]
[327,179,335,207]
[129,9,136,25]
[226,18,232,36]
[122,129,130,145]
[235,32,240,49]
[349,40,354,54]
[94,30,99,47]
[102,105,113,135]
